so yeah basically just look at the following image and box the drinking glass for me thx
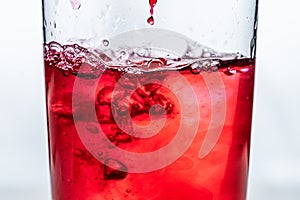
[42,0,258,199]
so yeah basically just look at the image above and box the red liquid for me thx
[44,42,255,200]
[147,0,157,25]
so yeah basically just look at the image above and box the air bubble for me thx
[223,67,237,76]
[97,151,106,160]
[190,62,202,74]
[125,60,132,65]
[117,106,128,116]
[136,48,146,56]
[147,60,164,69]
[102,39,109,47]
[107,135,116,142]
[44,38,248,76]
[201,60,210,71]
[118,50,129,61]
[190,62,199,69]
[126,189,131,193]
[43,20,47,27]
[85,124,99,134]
[210,65,219,72]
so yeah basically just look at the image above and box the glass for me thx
[42,0,258,199]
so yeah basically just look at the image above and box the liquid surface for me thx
[44,41,255,200]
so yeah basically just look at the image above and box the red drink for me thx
[147,0,157,25]
[44,41,255,200]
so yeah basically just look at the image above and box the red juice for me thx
[147,0,157,25]
[44,41,255,200]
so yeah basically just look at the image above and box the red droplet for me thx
[149,0,157,8]
[148,0,157,25]
[147,16,154,25]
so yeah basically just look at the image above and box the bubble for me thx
[43,20,47,27]
[210,65,219,72]
[85,124,99,134]
[117,106,128,116]
[147,60,164,69]
[190,62,199,69]
[210,60,220,68]
[118,50,129,61]
[223,67,237,76]
[136,48,147,57]
[108,142,118,149]
[173,57,182,62]
[107,135,116,142]
[125,60,132,65]
[190,62,202,74]
[102,39,109,47]
[125,67,142,74]
[126,189,131,193]
[97,151,107,160]
[201,60,210,71]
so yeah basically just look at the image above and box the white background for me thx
[0,0,300,199]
